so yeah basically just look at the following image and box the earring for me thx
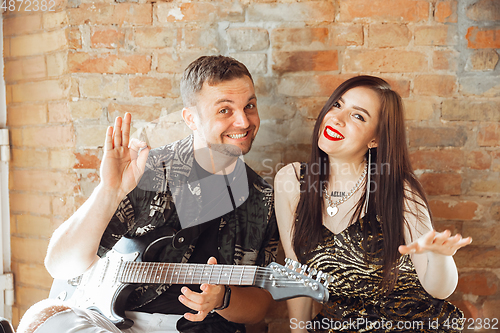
[364,147,372,214]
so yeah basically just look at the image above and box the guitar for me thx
[49,228,332,329]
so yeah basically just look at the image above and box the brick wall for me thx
[3,0,500,331]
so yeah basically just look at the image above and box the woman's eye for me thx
[333,101,341,108]
[353,114,365,122]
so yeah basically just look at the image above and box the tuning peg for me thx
[308,268,317,278]
[323,274,334,287]
[315,270,323,282]
[308,281,319,291]
[299,264,308,275]
[292,261,300,270]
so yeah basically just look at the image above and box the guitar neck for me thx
[119,262,260,286]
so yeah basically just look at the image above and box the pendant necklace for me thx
[323,163,368,217]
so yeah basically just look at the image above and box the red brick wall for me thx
[3,0,500,331]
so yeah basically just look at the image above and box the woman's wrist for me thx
[426,250,454,262]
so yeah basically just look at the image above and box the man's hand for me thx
[399,229,472,256]
[178,257,226,322]
[100,112,150,200]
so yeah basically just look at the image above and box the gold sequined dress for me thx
[304,218,465,332]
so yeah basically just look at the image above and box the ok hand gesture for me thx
[399,229,472,257]
[100,113,150,199]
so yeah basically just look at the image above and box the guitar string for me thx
[121,262,293,281]
[120,262,317,281]
[122,262,262,284]
[119,262,322,286]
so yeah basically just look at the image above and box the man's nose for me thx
[232,110,250,128]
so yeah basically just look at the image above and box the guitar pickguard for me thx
[50,226,176,328]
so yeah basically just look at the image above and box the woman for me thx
[275,76,471,332]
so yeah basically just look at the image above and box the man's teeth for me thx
[228,132,247,139]
[326,128,343,139]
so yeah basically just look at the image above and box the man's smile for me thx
[226,131,249,139]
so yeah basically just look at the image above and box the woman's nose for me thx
[331,110,346,126]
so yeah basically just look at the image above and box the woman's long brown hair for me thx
[292,75,430,290]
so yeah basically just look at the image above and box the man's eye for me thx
[245,103,256,110]
[219,108,230,114]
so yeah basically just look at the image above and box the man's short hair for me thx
[180,55,254,107]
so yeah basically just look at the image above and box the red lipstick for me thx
[324,126,344,141]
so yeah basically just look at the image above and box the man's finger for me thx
[129,139,148,161]
[183,311,208,322]
[180,287,205,305]
[200,283,224,295]
[178,295,202,311]
[113,116,123,147]
[122,113,131,148]
[129,138,147,151]
[136,146,150,175]
[104,126,114,151]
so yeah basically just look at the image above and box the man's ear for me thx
[182,107,197,131]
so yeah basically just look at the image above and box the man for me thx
[18,56,278,333]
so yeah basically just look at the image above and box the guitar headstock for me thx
[260,259,331,304]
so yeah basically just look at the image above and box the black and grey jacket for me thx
[98,135,279,318]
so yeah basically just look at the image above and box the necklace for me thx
[323,163,367,217]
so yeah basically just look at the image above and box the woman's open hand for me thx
[399,229,472,257]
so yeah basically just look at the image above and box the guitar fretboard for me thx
[120,262,260,286]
